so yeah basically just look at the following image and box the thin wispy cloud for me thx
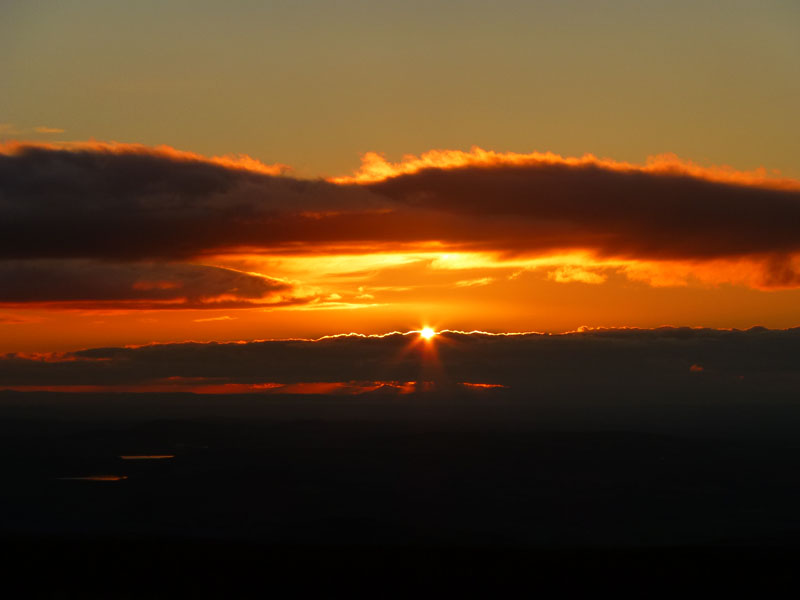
[33,126,65,134]
[0,124,22,135]
[194,315,236,322]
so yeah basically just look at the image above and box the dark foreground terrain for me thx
[2,389,800,595]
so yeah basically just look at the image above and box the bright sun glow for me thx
[421,327,436,340]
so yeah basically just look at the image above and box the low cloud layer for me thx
[1,328,798,389]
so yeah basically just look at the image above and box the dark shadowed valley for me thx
[3,379,800,595]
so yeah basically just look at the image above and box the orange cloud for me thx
[3,140,800,301]
[547,265,607,285]
[33,126,65,134]
[0,140,287,175]
[331,146,800,190]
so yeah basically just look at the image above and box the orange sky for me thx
[1,142,799,353]
[3,2,799,355]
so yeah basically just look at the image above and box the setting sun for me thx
[421,327,436,340]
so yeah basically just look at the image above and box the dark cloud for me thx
[0,260,301,308]
[368,163,800,262]
[0,143,386,260]
[2,144,800,265]
[1,328,798,388]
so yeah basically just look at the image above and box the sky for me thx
[3,1,799,177]
[1,0,799,358]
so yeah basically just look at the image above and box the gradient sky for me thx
[2,1,798,177]
[1,1,799,354]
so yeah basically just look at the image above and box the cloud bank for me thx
[1,328,798,390]
[2,141,800,307]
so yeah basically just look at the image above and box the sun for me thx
[420,327,436,340]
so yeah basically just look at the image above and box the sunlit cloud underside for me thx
[1,142,800,351]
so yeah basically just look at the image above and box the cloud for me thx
[0,124,24,136]
[0,260,305,309]
[546,266,606,284]
[366,156,800,262]
[331,148,797,188]
[193,315,236,322]
[2,142,800,289]
[3,124,66,136]
[33,126,65,134]
[455,277,494,287]
[0,141,382,261]
[1,327,798,389]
